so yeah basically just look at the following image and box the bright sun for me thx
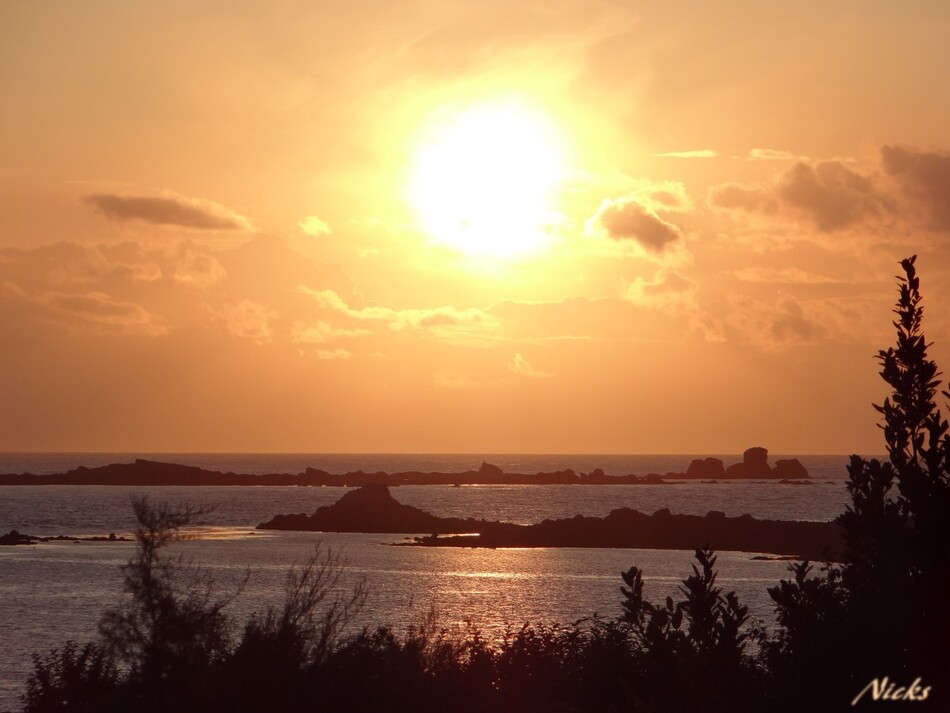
[408,99,567,258]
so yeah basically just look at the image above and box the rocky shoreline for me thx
[0,529,130,546]
[258,484,843,561]
[0,448,809,486]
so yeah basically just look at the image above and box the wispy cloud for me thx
[508,352,553,378]
[291,320,370,344]
[654,149,718,158]
[746,148,810,161]
[732,267,842,285]
[36,290,168,336]
[297,287,498,338]
[316,348,352,360]
[433,371,483,389]
[83,192,252,231]
[298,215,331,237]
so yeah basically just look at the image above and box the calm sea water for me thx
[0,453,861,711]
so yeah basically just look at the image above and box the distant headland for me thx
[0,529,130,546]
[0,447,808,486]
[257,483,841,561]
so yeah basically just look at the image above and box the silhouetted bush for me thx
[23,641,121,713]
[763,255,950,710]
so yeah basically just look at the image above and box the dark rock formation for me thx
[0,530,128,545]
[773,458,809,479]
[0,530,37,545]
[478,462,503,478]
[725,447,773,478]
[258,484,494,534]
[259,485,843,561]
[686,457,726,478]
[0,451,809,486]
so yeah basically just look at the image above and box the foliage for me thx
[620,548,762,712]
[764,255,950,709]
[23,642,120,713]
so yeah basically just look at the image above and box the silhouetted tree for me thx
[95,499,237,713]
[765,255,950,709]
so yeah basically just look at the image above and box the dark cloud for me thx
[777,161,889,231]
[726,293,824,350]
[881,145,950,230]
[591,198,683,251]
[640,270,694,297]
[769,294,822,343]
[38,290,168,335]
[83,193,251,230]
[709,160,891,232]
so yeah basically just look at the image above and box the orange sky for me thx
[2,1,949,454]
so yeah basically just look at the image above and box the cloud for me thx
[42,249,164,285]
[725,293,822,350]
[880,145,950,230]
[654,149,718,158]
[298,215,331,237]
[220,300,277,343]
[778,162,890,231]
[747,148,810,161]
[297,286,498,337]
[508,352,553,378]
[316,348,352,360]
[623,271,724,342]
[624,270,695,303]
[709,160,892,232]
[83,192,252,231]
[732,267,842,284]
[637,183,693,213]
[291,320,370,344]
[433,371,482,389]
[171,247,226,287]
[721,293,877,350]
[36,290,168,335]
[587,197,684,252]
[708,183,777,213]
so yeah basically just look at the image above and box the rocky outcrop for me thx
[0,451,809,486]
[725,447,772,478]
[0,530,37,545]
[0,529,129,545]
[259,484,493,534]
[259,485,843,561]
[773,459,809,479]
[686,458,726,478]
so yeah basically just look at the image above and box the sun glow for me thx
[408,99,568,258]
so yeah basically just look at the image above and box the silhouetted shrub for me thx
[765,256,950,710]
[23,641,121,713]
[620,548,764,712]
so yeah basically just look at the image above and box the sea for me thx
[0,453,865,711]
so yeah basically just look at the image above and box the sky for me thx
[2,1,950,455]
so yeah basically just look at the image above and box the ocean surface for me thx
[0,453,863,711]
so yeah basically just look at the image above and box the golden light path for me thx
[408,98,568,259]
